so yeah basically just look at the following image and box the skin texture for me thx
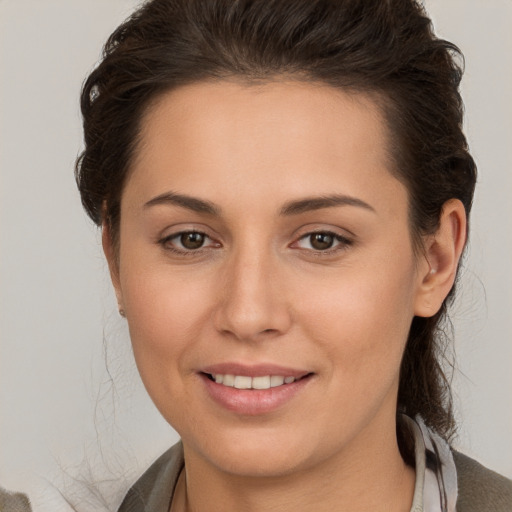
[104,80,466,512]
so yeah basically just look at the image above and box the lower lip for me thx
[200,374,312,415]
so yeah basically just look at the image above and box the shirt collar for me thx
[402,415,458,512]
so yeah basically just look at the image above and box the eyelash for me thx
[158,230,353,256]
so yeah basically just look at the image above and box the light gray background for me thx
[1,0,511,510]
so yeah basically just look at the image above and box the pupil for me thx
[181,232,204,249]
[311,233,333,250]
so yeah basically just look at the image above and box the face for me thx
[110,80,431,477]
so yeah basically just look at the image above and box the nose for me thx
[213,246,292,342]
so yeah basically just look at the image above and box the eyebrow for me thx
[280,195,375,216]
[143,191,375,217]
[144,191,220,215]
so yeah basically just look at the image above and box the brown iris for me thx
[180,232,205,249]
[310,233,335,250]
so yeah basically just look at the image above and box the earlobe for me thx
[414,199,467,318]
[102,221,124,314]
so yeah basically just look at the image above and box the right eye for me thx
[159,231,220,253]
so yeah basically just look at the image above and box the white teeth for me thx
[211,374,297,389]
[234,376,252,389]
[252,376,271,389]
[270,375,285,387]
[223,374,235,387]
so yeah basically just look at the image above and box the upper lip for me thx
[200,362,311,379]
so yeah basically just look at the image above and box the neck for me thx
[174,419,415,512]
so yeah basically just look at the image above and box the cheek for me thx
[297,257,418,380]
[120,268,220,434]
[120,261,214,383]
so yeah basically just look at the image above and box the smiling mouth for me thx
[204,373,311,390]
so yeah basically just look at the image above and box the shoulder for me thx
[453,451,512,512]
[118,441,184,512]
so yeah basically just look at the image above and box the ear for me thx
[414,199,467,318]
[102,220,125,315]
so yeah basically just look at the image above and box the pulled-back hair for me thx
[76,0,476,441]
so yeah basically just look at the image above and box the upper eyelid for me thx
[292,226,355,242]
[161,230,216,244]
[161,228,208,239]
[298,229,349,238]
[158,224,216,241]
[293,231,352,245]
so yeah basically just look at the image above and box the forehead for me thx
[137,79,390,161]
[126,80,403,215]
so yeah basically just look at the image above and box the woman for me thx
[6,0,508,511]
[71,0,512,510]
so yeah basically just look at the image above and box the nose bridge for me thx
[214,235,289,340]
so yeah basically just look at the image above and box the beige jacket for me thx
[116,442,512,512]
[2,444,511,511]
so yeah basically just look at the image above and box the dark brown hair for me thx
[76,0,476,440]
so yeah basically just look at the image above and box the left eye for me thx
[295,232,350,251]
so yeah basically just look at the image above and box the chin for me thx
[211,449,306,479]
[184,425,315,478]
